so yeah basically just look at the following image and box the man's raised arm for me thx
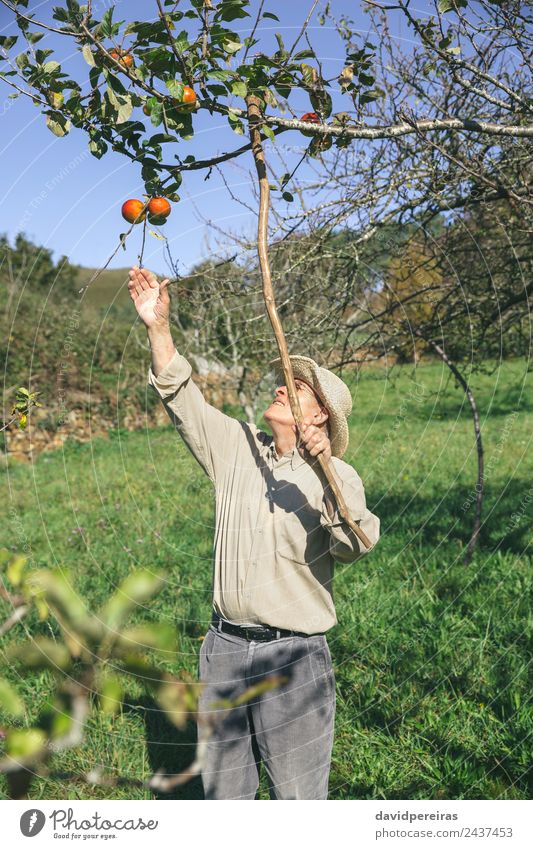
[128,266,243,484]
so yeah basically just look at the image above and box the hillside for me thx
[75,265,168,313]
[75,265,132,311]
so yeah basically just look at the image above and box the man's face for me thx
[264,377,327,428]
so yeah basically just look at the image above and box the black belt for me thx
[211,613,319,642]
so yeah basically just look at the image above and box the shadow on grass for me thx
[372,479,532,555]
[123,695,204,800]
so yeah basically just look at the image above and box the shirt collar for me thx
[266,437,307,471]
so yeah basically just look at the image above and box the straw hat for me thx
[269,355,353,458]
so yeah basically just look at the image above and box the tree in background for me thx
[0,232,78,314]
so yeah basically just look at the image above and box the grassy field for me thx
[1,358,531,800]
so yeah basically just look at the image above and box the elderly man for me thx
[128,265,380,800]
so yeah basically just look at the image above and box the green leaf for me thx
[438,0,468,11]
[273,72,293,99]
[0,549,12,568]
[15,52,29,69]
[263,88,278,107]
[360,87,385,103]
[173,29,189,53]
[206,83,227,96]
[45,112,71,137]
[52,6,69,24]
[223,37,243,54]
[164,174,182,192]
[105,87,133,124]
[262,124,275,142]
[223,675,285,708]
[166,79,184,100]
[156,679,196,729]
[52,6,69,23]
[81,44,95,67]
[0,678,25,718]
[118,656,166,682]
[115,96,134,124]
[149,101,164,126]
[89,66,101,89]
[104,67,128,95]
[149,132,178,144]
[215,1,251,22]
[99,673,123,715]
[41,692,73,739]
[100,7,114,38]
[310,90,332,118]
[227,111,244,134]
[6,553,26,587]
[101,570,165,631]
[115,624,178,655]
[231,79,247,98]
[42,60,61,74]
[5,728,47,760]
[262,12,280,20]
[0,36,18,50]
[89,138,108,158]
[300,63,316,88]
[25,569,99,641]
[209,69,233,81]
[8,637,71,671]
[27,32,45,45]
[124,20,162,37]
[141,158,161,181]
[282,191,294,202]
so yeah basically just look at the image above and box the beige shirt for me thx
[148,350,380,634]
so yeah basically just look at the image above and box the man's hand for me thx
[128,266,170,329]
[297,417,332,461]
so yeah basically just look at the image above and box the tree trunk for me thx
[424,337,484,564]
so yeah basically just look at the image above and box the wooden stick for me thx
[245,96,373,551]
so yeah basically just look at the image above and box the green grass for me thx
[1,358,531,800]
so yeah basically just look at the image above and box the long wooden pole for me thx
[246,96,373,551]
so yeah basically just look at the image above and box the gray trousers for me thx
[197,623,336,799]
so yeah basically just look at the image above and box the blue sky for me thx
[0,1,418,278]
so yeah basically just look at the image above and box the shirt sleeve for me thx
[147,350,243,484]
[319,464,380,564]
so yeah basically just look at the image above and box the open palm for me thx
[128,266,170,329]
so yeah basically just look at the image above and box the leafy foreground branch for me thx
[1,387,42,433]
[0,550,283,799]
